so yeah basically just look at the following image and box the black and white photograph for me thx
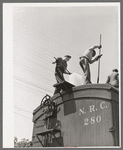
[3,2,120,148]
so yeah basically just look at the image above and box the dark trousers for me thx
[54,67,65,95]
[79,57,91,84]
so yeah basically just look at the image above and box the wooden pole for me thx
[97,34,102,83]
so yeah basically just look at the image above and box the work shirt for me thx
[106,72,119,87]
[56,58,67,73]
[82,49,94,61]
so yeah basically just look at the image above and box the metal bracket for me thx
[51,131,61,146]
[36,134,44,147]
[36,129,61,147]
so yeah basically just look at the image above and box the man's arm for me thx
[89,54,103,64]
[89,45,102,50]
[64,69,72,75]
[88,45,102,64]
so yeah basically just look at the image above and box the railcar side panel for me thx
[57,98,116,146]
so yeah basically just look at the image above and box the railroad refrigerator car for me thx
[32,83,119,147]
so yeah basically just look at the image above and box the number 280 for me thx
[84,115,101,125]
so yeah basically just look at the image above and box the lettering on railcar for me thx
[84,115,101,125]
[79,108,86,115]
[79,101,107,126]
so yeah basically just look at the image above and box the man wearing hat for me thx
[106,69,119,88]
[52,55,72,95]
[79,45,102,84]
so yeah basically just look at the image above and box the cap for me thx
[64,55,71,58]
[112,69,118,72]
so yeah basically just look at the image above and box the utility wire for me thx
[14,82,52,95]
[14,76,53,93]
[14,106,32,114]
[14,19,80,57]
[14,35,59,57]
[14,112,32,120]
[14,61,55,88]
[14,52,53,72]
[14,74,53,91]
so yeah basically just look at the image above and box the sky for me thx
[3,3,120,148]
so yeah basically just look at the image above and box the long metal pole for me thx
[97,34,102,83]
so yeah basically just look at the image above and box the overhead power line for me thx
[14,76,53,94]
[14,19,80,56]
[14,112,32,120]
[14,106,32,114]
[14,82,51,96]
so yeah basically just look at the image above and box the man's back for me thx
[56,57,67,72]
[83,49,93,61]
[107,72,119,87]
